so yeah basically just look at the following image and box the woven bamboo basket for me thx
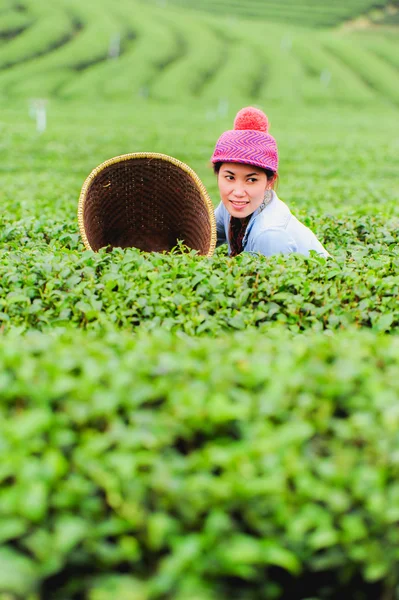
[78,152,216,256]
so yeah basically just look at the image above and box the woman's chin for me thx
[228,204,251,218]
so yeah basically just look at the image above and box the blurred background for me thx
[1,0,398,107]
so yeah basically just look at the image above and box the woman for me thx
[211,107,329,258]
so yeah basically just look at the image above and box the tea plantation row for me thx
[0,0,398,106]
[146,0,393,27]
[1,326,399,599]
[1,226,399,336]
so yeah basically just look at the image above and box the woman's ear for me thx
[267,172,278,189]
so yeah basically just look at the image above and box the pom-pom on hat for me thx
[211,106,278,172]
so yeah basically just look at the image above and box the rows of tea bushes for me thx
[148,0,391,27]
[1,221,399,336]
[322,35,399,106]
[140,14,227,104]
[62,8,180,102]
[0,4,77,71]
[1,326,399,599]
[0,0,398,106]
[0,0,130,99]
[0,8,32,40]
[351,31,399,71]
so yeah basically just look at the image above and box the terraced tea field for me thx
[0,0,399,106]
[151,0,398,27]
[1,0,399,598]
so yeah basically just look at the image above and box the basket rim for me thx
[77,152,217,257]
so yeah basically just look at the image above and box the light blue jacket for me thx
[215,191,329,257]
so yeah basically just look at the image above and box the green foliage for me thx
[0,97,397,342]
[322,34,399,107]
[0,0,126,99]
[0,0,398,597]
[0,326,399,598]
[147,0,391,27]
[0,9,32,40]
[352,31,399,72]
[61,9,180,101]
[289,35,374,104]
[1,227,399,336]
[0,5,75,71]
[149,14,226,102]
[0,0,397,106]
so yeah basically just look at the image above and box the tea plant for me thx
[1,327,399,598]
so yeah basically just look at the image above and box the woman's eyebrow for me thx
[222,170,259,176]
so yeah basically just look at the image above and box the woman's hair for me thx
[213,162,276,182]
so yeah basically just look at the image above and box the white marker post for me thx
[320,69,332,87]
[280,34,292,52]
[218,99,229,117]
[29,99,48,134]
[108,32,121,59]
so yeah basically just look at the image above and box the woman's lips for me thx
[230,200,249,210]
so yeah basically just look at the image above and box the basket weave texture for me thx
[78,153,216,256]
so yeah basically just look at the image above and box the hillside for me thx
[0,0,398,107]
[146,0,399,28]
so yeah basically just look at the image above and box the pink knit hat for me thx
[211,106,278,172]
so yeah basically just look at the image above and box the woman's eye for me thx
[247,178,258,183]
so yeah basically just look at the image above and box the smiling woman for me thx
[211,107,329,258]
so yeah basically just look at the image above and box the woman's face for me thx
[217,162,270,219]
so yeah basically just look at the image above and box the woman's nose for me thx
[233,185,246,197]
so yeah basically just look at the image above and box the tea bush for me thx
[355,31,399,72]
[1,327,399,599]
[1,227,399,336]
[62,12,180,101]
[322,36,399,106]
[0,6,75,71]
[0,10,32,40]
